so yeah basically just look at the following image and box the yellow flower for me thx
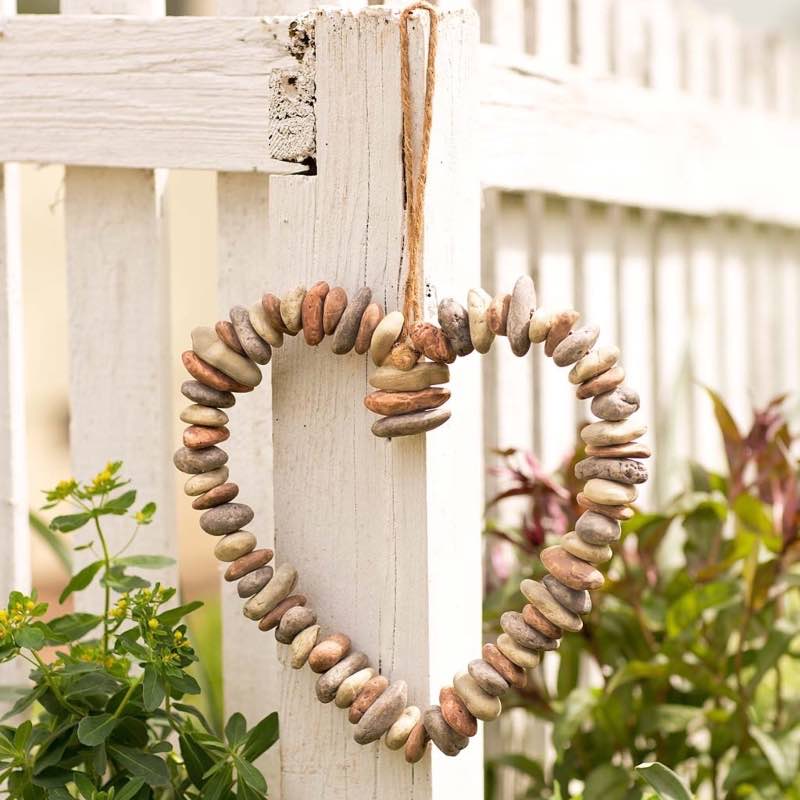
[148,619,159,631]
[173,630,183,641]
[0,610,8,623]
[25,600,35,612]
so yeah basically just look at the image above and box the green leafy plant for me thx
[483,393,800,800]
[0,462,278,799]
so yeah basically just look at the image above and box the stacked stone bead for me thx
[172,275,649,764]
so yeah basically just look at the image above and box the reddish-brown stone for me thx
[262,293,290,334]
[439,687,477,737]
[308,633,351,674]
[577,492,635,519]
[544,309,580,357]
[522,603,562,639]
[541,546,604,591]
[482,643,527,690]
[363,387,450,417]
[191,482,239,510]
[576,366,626,400]
[404,720,430,764]
[181,351,253,393]
[409,321,456,364]
[215,320,245,355]
[301,281,330,346]
[487,293,511,335]
[348,675,389,724]
[354,303,384,355]
[585,442,651,459]
[257,594,307,631]
[323,287,348,335]
[183,425,230,450]
[224,548,274,581]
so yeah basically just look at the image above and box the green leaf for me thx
[234,755,267,795]
[584,764,630,800]
[73,772,95,799]
[50,513,92,533]
[16,626,46,651]
[486,753,544,781]
[101,490,137,515]
[78,714,119,747]
[639,705,701,735]
[750,726,798,787]
[14,720,32,751]
[635,762,693,800]
[202,763,233,800]
[606,661,669,695]
[241,712,279,762]
[47,612,102,643]
[65,671,121,699]
[2,684,46,720]
[180,733,215,789]
[114,555,175,569]
[59,561,104,604]
[113,779,146,800]
[225,713,247,747]
[156,601,203,627]
[100,568,149,593]
[665,581,737,638]
[107,744,169,787]
[142,664,165,712]
[552,687,599,750]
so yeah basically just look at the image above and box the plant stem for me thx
[26,651,80,715]
[94,515,112,656]
[112,674,143,720]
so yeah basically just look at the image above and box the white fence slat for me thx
[267,9,482,798]
[610,0,648,85]
[647,0,680,92]
[776,231,800,412]
[528,0,571,64]
[574,0,611,76]
[710,12,740,107]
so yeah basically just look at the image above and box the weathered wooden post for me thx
[264,7,483,798]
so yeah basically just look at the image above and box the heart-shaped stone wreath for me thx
[173,275,649,761]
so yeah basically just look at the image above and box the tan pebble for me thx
[576,365,626,399]
[575,511,621,545]
[184,466,229,496]
[385,705,421,750]
[382,339,421,370]
[174,445,228,474]
[180,404,228,428]
[482,643,527,690]
[215,320,245,355]
[301,281,330,346]
[409,321,456,364]
[181,351,253,394]
[181,380,236,409]
[355,302,384,355]
[225,548,274,581]
[528,307,553,344]
[308,633,351,674]
[520,579,583,632]
[541,545,604,591]
[370,310,405,366]
[258,594,307,632]
[280,285,306,334]
[591,385,640,421]
[577,492,635,520]
[316,651,368,703]
[363,388,450,417]
[262,293,290,334]
[243,563,297,620]
[250,300,284,348]
[553,326,600,367]
[238,566,273,599]
[507,275,536,356]
[322,287,348,335]
[290,624,320,669]
[543,574,592,615]
[581,417,648,447]
[335,667,377,708]
[353,680,407,744]
[438,298,474,357]
[369,363,449,392]
[522,604,562,639]
[582,477,638,505]
[467,659,508,697]
[496,633,541,670]
[439,686,477,737]
[585,441,651,459]
[404,720,430,763]
[501,610,559,651]
[191,482,239,510]
[487,293,511,335]
[544,309,580,357]
[569,345,619,384]
[453,670,502,721]
[183,425,229,450]
[348,675,388,723]
[331,287,372,354]
[561,531,613,563]
[467,288,494,354]
[213,531,256,562]
[574,456,648,485]
[423,705,469,756]
[191,327,261,388]
[229,305,272,365]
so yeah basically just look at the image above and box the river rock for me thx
[276,606,317,644]
[316,652,369,703]
[369,363,449,391]
[487,293,511,335]
[541,546,604,591]
[438,298,474,357]
[249,300,283,348]
[575,511,621,545]
[385,705,421,750]
[323,287,348,335]
[553,326,600,367]
[544,309,579,356]
[453,670,502,721]
[199,503,254,536]
[528,307,552,343]
[467,288,494,354]
[184,465,229,495]
[507,275,536,356]
[181,380,236,408]
[308,633,351,674]
[182,351,252,393]
[174,446,228,474]
[581,417,648,447]
[213,531,256,562]
[467,659,508,697]
[190,327,262,387]
[229,305,272,365]
[301,281,330,346]
[244,563,297,620]
[425,705,470,755]
[439,687,477,737]
[290,624,320,669]
[215,320,245,355]
[520,579,583,631]
[410,321,456,364]
[522,604,562,639]
[384,338,421,370]
[180,404,228,427]
[576,365,626,399]
[332,287,372,354]
[364,388,450,417]
[496,633,541,670]
[542,574,592,615]
[404,720,430,763]
[369,310,405,366]
[569,345,620,384]
[586,441,651,459]
[225,548,274,581]
[562,531,613,564]
[354,680,408,744]
[482,643,527,689]
[262,293,290,334]
[355,303,384,355]
[238,566,273,598]
[335,667,377,708]
[183,425,229,449]
[280,285,306,334]
[577,493,635,520]
[501,611,559,651]
[575,456,648,484]
[191,482,239,510]
[348,675,389,723]
[591,385,640,420]
[371,407,451,438]
[258,594,307,632]
[583,477,638,505]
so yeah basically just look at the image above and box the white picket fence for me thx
[1,1,799,798]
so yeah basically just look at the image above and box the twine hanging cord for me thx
[399,1,439,327]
